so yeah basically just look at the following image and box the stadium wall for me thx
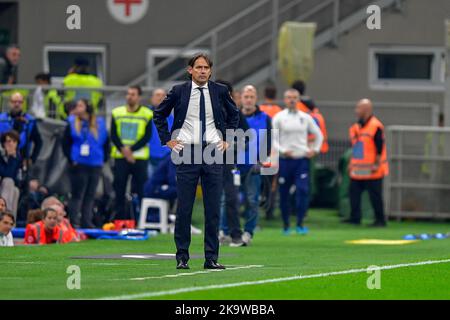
[306,0,448,109]
[11,0,255,84]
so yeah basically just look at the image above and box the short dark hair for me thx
[1,130,20,147]
[188,53,213,68]
[264,85,277,100]
[35,72,51,83]
[291,80,306,95]
[215,79,233,95]
[128,85,142,96]
[0,211,15,225]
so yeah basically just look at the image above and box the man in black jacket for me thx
[154,53,239,270]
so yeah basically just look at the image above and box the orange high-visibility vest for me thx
[60,218,80,243]
[296,101,329,153]
[24,221,64,245]
[349,116,389,180]
[259,104,282,118]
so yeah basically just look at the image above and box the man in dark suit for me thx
[154,53,239,270]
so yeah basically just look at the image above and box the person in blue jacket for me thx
[147,88,173,178]
[62,99,109,228]
[237,85,272,245]
[0,92,42,167]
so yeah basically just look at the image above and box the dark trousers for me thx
[279,158,310,228]
[221,164,242,240]
[264,174,277,220]
[174,147,223,262]
[68,164,102,228]
[349,178,386,223]
[113,159,148,220]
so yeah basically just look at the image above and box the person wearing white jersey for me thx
[272,89,323,235]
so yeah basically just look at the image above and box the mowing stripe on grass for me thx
[0,261,47,265]
[111,265,264,281]
[97,258,450,300]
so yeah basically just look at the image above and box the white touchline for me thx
[0,261,159,267]
[97,258,450,300]
[110,265,264,281]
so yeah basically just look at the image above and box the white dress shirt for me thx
[0,231,14,247]
[176,81,221,144]
[272,108,323,158]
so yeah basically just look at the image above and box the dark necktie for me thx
[197,87,206,145]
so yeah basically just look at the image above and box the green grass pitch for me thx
[1,205,449,300]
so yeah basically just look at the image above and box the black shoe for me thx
[176,260,189,270]
[204,260,226,269]
[341,218,361,225]
[369,221,387,227]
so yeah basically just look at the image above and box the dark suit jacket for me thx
[154,80,240,145]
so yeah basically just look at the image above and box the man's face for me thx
[150,89,166,107]
[0,216,14,235]
[9,93,24,114]
[241,89,257,115]
[188,57,211,86]
[126,88,141,107]
[284,91,299,109]
[43,211,58,230]
[6,48,20,66]
[355,103,365,119]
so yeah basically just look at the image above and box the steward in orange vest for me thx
[60,218,81,243]
[349,116,389,180]
[24,208,65,244]
[344,99,388,227]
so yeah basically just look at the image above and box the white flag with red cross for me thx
[107,0,149,24]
